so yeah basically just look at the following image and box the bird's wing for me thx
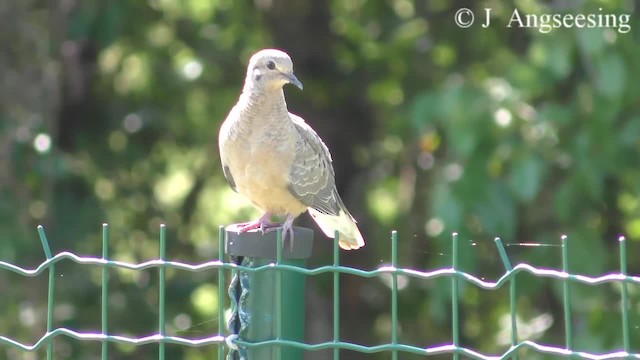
[218,108,239,193]
[287,113,365,250]
[287,113,342,216]
[222,164,238,193]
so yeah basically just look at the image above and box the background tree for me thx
[1,0,639,359]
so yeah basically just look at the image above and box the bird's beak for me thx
[285,72,304,90]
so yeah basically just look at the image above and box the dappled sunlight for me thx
[191,284,219,318]
[2,0,640,358]
[496,313,554,346]
[154,170,195,207]
[32,133,51,154]
[198,186,259,228]
[367,180,400,225]
[114,53,150,94]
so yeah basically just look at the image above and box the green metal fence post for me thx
[37,226,55,360]
[101,224,110,359]
[561,235,574,358]
[390,231,399,360]
[218,226,227,359]
[451,232,460,360]
[225,225,314,359]
[158,225,167,360]
[332,230,340,360]
[495,238,519,360]
[618,236,630,358]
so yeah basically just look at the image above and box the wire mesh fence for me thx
[0,224,638,359]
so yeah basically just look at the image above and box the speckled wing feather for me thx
[286,114,341,215]
[287,113,364,250]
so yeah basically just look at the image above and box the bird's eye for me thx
[266,60,276,70]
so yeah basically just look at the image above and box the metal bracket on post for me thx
[225,225,313,360]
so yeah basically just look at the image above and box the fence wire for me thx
[0,224,638,359]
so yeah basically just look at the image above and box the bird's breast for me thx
[221,122,305,215]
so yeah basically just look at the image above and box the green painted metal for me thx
[37,225,54,360]
[562,235,574,356]
[240,258,307,358]
[333,230,340,360]
[159,224,167,360]
[226,227,312,359]
[391,231,398,360]
[276,228,283,360]
[619,236,630,356]
[451,232,460,360]
[495,238,519,360]
[0,225,639,359]
[101,224,110,359]
[218,226,226,360]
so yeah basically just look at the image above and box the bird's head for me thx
[245,49,303,92]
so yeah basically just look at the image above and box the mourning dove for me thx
[218,49,365,250]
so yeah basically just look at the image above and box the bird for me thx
[218,49,365,250]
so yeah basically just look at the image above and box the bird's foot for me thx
[235,221,261,232]
[238,213,295,250]
[259,222,282,234]
[236,213,277,234]
[263,215,295,251]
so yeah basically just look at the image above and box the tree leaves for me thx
[508,153,547,203]
[4,1,640,357]
[595,54,626,97]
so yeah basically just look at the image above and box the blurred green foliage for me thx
[1,0,639,359]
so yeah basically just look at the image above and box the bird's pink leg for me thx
[239,213,294,248]
[236,212,278,233]
[262,214,295,249]
[281,214,295,250]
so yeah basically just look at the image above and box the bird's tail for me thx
[308,206,365,250]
